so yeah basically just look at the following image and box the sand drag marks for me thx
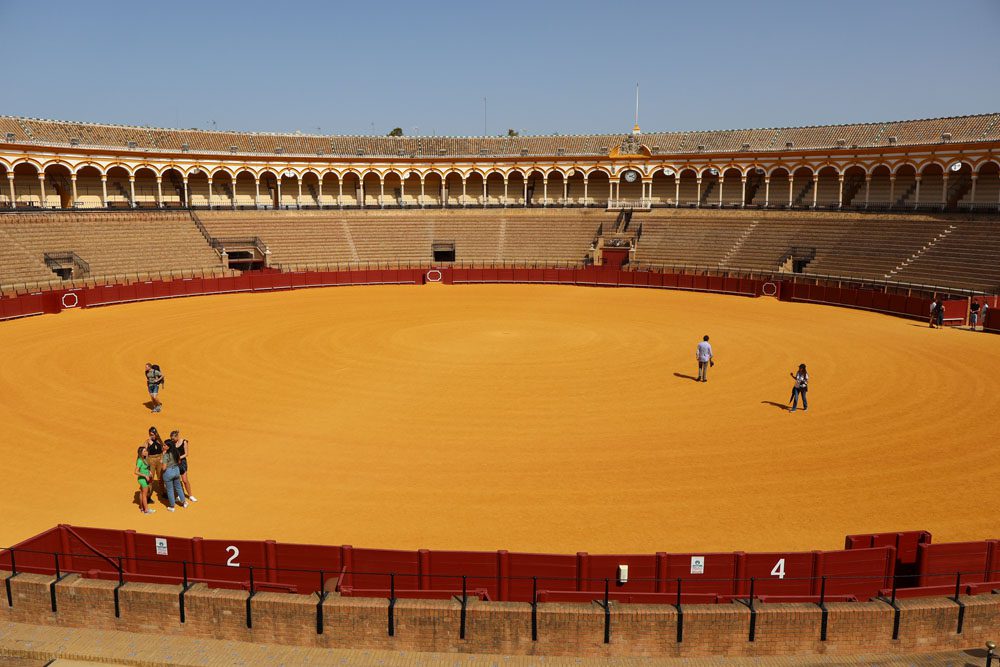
[0,284,997,554]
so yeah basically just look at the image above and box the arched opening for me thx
[839,166,866,208]
[0,165,10,208]
[187,169,210,208]
[421,172,443,207]
[699,168,721,207]
[159,168,185,208]
[485,172,505,206]
[893,165,917,208]
[361,172,380,207]
[867,166,892,208]
[767,168,791,208]
[234,171,256,208]
[790,167,814,208]
[133,167,158,208]
[43,164,74,208]
[943,161,973,209]
[382,172,402,207]
[744,168,767,206]
[650,168,677,206]
[340,172,361,207]
[257,171,279,208]
[506,171,526,206]
[12,163,43,208]
[211,170,235,208]
[301,172,321,208]
[918,163,945,209]
[280,172,300,208]
[526,170,544,206]
[973,162,1000,210]
[720,168,743,207]
[320,172,340,208]
[444,172,464,206]
[565,170,585,206]
[402,172,421,207]
[585,171,609,207]
[106,166,132,208]
[617,168,642,203]
[465,172,485,206]
[815,166,840,208]
[677,169,699,207]
[546,171,565,206]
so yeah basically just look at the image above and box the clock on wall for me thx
[623,169,639,183]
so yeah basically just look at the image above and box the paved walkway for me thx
[0,621,991,666]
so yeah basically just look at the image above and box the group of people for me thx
[134,423,198,514]
[694,335,809,413]
[929,298,990,330]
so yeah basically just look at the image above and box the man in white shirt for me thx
[695,335,713,383]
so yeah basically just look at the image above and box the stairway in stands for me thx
[895,182,917,208]
[841,174,866,206]
[793,180,814,207]
[496,217,508,261]
[946,174,972,209]
[718,220,759,267]
[885,225,956,279]
[340,220,360,261]
[699,181,716,206]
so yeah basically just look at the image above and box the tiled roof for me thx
[2,114,998,157]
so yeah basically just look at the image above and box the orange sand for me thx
[0,284,997,554]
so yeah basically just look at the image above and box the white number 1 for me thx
[226,546,241,567]
[770,558,786,579]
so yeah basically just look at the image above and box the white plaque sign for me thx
[155,537,168,556]
[690,556,705,575]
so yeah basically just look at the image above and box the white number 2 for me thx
[770,558,786,579]
[226,546,241,568]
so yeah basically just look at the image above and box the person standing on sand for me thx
[145,363,164,413]
[134,446,155,514]
[696,335,713,383]
[144,427,164,504]
[789,364,809,413]
[168,430,198,503]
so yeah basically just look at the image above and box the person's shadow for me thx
[673,372,699,382]
[142,400,156,410]
[761,400,790,411]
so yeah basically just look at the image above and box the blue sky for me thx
[2,0,998,136]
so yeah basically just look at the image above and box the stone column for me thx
[101,175,108,208]
[674,176,680,207]
[207,177,214,209]
[787,177,793,208]
[523,179,528,207]
[154,175,162,208]
[378,178,384,208]
[764,177,770,208]
[864,175,871,209]
[7,172,15,209]
[129,176,137,208]
[38,173,47,209]
[399,176,405,208]
[420,177,425,208]
[837,175,844,209]
[740,174,747,208]
[969,174,977,208]
[941,172,949,209]
[542,177,548,207]
[483,177,488,207]
[297,179,303,209]
[318,178,324,209]
[338,178,343,208]
[811,174,819,208]
[277,179,283,208]
[503,177,508,207]
[718,175,724,207]
[695,177,702,208]
[72,174,79,208]
[254,178,260,208]
[182,176,188,207]
[913,175,922,209]
[888,174,896,207]
[582,177,588,207]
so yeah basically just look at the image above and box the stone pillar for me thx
[811,174,819,208]
[461,177,466,207]
[503,178,508,207]
[208,177,215,208]
[837,175,844,209]
[154,175,162,208]
[740,174,747,208]
[72,174,79,208]
[277,179,283,208]
[441,180,446,207]
[297,179,303,209]
[969,174,977,208]
[913,175,922,209]
[889,174,896,207]
[7,172,15,209]
[129,176,137,208]
[718,175,724,207]
[338,178,343,208]
[674,176,680,207]
[764,177,770,207]
[378,178,384,208]
[695,177,702,208]
[941,172,949,209]
[101,176,108,208]
[523,179,528,207]
[318,178,324,209]
[582,177,588,207]
[182,177,188,207]
[38,173,47,209]
[787,177,793,208]
[419,177,425,208]
[399,176,405,208]
[608,180,613,206]
[483,177,488,207]
[542,177,548,207]
[864,175,871,209]
[254,179,260,208]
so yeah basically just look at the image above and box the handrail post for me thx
[49,553,61,613]
[316,569,329,635]
[603,577,611,644]
[531,576,538,641]
[459,575,467,640]
[675,577,683,643]
[387,572,397,637]
[954,571,965,634]
[245,566,255,629]
[818,575,828,641]
[4,548,17,608]
[747,577,756,642]
[179,561,190,624]
[113,556,124,618]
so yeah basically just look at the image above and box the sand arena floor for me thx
[0,284,997,554]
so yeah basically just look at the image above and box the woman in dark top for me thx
[160,438,188,511]
[144,427,164,504]
[170,430,198,503]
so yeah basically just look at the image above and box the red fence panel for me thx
[662,552,739,595]
[917,541,995,587]
[198,539,268,588]
[507,552,577,600]
[820,547,894,599]
[427,550,501,599]
[676,274,695,290]
[272,542,344,595]
[582,554,657,594]
[741,552,817,597]
[691,275,708,291]
[131,531,195,581]
[527,269,544,283]
[350,548,420,590]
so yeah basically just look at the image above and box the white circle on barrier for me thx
[426,270,442,283]
[761,282,777,297]
[61,292,79,309]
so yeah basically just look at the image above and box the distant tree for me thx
[507,129,519,137]
[388,128,404,137]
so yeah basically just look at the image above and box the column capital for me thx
[100,175,108,181]
[70,174,77,181]
[37,172,46,179]
[6,172,14,179]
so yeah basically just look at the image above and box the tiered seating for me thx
[891,219,1000,290]
[634,215,750,265]
[0,211,224,291]
[200,211,356,268]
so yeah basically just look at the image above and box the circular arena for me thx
[1,111,999,661]
[1,282,999,554]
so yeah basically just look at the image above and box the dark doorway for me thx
[432,241,455,263]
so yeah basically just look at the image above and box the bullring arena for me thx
[1,113,1000,662]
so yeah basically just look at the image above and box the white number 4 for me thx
[226,546,241,568]
[770,558,786,579]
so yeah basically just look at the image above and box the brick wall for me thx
[0,570,995,657]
